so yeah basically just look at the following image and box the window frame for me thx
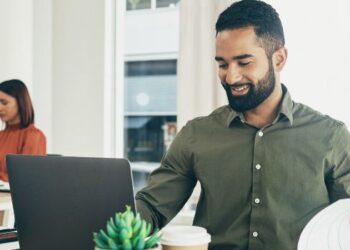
[126,0,180,11]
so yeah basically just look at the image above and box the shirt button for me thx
[255,164,261,170]
[258,131,264,137]
[252,231,259,238]
[254,198,260,204]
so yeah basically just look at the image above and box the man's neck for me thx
[243,84,283,129]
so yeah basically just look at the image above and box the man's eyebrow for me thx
[215,56,225,61]
[233,54,253,60]
[215,54,253,61]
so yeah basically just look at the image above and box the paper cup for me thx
[161,225,211,250]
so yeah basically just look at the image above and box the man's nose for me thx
[225,65,243,84]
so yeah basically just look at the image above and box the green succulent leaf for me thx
[145,230,161,249]
[108,238,120,250]
[108,217,118,232]
[119,228,129,242]
[123,206,134,227]
[93,234,109,249]
[135,237,145,250]
[122,239,132,250]
[93,205,160,249]
[131,235,139,248]
[132,219,142,235]
[138,221,147,239]
[107,222,118,238]
[116,216,127,229]
[145,223,152,237]
[93,232,104,244]
[99,229,110,242]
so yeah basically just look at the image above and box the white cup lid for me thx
[161,225,211,246]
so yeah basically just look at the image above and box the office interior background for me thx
[1,0,350,223]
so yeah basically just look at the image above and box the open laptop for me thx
[7,155,136,250]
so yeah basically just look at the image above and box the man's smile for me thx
[230,84,250,96]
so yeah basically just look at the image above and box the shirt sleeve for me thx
[327,124,350,202]
[20,128,47,155]
[135,122,197,230]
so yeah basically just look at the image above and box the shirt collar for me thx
[278,84,294,125]
[225,84,294,128]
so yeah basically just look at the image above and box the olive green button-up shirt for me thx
[136,87,350,250]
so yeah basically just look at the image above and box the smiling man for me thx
[136,1,350,249]
[215,26,285,128]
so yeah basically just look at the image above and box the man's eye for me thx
[239,61,251,66]
[219,64,228,69]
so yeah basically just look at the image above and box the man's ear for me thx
[273,47,288,72]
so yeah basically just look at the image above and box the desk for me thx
[0,193,12,227]
[0,241,19,250]
[0,193,11,210]
[0,193,18,249]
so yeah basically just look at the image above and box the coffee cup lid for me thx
[160,225,211,246]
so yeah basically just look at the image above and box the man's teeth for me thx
[232,85,249,91]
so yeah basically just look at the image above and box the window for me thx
[156,0,180,8]
[117,0,179,192]
[124,60,177,162]
[126,0,151,11]
[126,0,180,11]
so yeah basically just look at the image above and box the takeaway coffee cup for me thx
[160,225,211,250]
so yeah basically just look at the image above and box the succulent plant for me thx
[93,206,161,250]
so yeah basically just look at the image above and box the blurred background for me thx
[1,0,350,224]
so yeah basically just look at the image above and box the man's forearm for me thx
[136,195,162,231]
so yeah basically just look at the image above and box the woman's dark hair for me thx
[0,79,34,128]
[216,0,285,58]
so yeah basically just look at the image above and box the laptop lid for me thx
[7,155,136,250]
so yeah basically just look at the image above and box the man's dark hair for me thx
[216,0,285,58]
[0,79,35,128]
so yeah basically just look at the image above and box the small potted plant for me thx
[93,206,161,250]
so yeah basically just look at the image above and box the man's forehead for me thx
[216,27,259,46]
[215,28,265,57]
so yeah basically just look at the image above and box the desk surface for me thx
[0,194,17,249]
[0,240,19,250]
[0,193,11,211]
[0,193,11,202]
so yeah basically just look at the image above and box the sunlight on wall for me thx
[266,0,350,127]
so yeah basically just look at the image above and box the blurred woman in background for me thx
[0,79,46,182]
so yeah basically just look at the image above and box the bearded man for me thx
[136,1,350,249]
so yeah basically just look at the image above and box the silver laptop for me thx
[7,155,136,250]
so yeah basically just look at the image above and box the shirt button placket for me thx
[250,130,264,248]
[253,164,262,206]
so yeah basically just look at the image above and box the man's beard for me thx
[222,61,276,112]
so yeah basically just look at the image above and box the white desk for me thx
[0,193,17,249]
[0,241,19,250]
[0,193,13,227]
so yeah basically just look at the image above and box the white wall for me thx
[266,0,350,126]
[0,0,33,88]
[51,0,105,157]
[1,0,106,157]
[33,0,53,151]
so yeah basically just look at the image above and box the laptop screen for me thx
[7,155,136,250]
